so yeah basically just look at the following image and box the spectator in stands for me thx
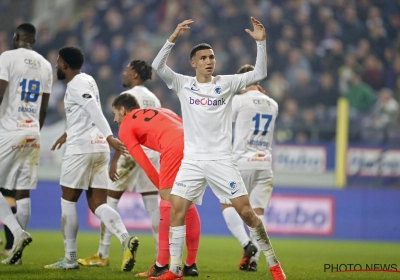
[344,71,376,112]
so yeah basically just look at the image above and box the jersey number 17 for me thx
[252,113,272,136]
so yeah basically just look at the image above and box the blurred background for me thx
[0,0,399,241]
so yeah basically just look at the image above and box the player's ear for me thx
[190,59,196,69]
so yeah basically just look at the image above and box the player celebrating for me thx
[111,93,201,277]
[151,17,286,280]
[220,64,278,272]
[0,23,52,265]
[44,46,138,272]
[78,60,161,267]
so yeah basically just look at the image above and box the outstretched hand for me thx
[107,136,128,156]
[245,16,266,41]
[169,19,194,43]
[51,132,67,151]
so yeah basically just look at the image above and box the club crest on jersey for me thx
[82,93,92,100]
[214,86,222,94]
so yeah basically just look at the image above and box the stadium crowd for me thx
[1,0,399,144]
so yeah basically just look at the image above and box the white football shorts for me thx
[60,152,109,190]
[171,158,247,205]
[108,150,159,193]
[219,169,273,209]
[0,133,40,190]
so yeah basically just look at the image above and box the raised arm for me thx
[151,20,193,92]
[227,17,267,93]
[243,17,267,84]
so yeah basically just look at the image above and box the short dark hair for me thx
[112,93,140,111]
[16,23,36,37]
[237,64,255,74]
[129,60,152,81]
[58,46,84,70]
[190,43,212,59]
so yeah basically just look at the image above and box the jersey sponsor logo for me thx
[18,106,36,113]
[253,99,270,105]
[17,119,38,128]
[24,59,41,68]
[247,139,270,147]
[247,153,270,162]
[142,100,156,107]
[214,86,221,94]
[82,93,92,100]
[12,138,40,150]
[189,97,226,106]
[91,135,106,144]
[175,181,186,188]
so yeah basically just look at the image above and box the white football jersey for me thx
[122,85,161,109]
[152,40,267,160]
[232,90,278,173]
[64,73,109,155]
[0,48,52,134]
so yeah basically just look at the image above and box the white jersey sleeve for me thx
[64,73,110,155]
[232,90,278,173]
[0,52,11,81]
[220,40,267,95]
[232,94,242,123]
[0,49,52,134]
[152,40,190,94]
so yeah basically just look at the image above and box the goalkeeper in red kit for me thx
[111,93,200,277]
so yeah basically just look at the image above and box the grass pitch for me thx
[0,231,399,279]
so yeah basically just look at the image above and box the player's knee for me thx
[238,206,256,224]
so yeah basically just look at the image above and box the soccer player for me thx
[78,60,161,267]
[220,64,278,272]
[44,46,138,271]
[151,17,286,280]
[0,23,52,265]
[111,93,201,277]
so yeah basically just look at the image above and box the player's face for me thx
[112,106,126,126]
[191,49,215,76]
[56,56,66,80]
[122,65,134,88]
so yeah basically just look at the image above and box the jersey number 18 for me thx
[20,79,40,103]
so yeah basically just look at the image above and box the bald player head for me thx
[13,23,36,49]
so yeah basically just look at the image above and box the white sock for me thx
[248,219,278,267]
[16,198,31,230]
[222,207,250,247]
[0,193,23,239]
[95,203,129,245]
[142,194,160,254]
[169,225,185,275]
[97,196,119,258]
[250,215,265,263]
[61,198,78,261]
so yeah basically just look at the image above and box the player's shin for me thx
[185,204,200,266]
[97,196,119,258]
[142,194,160,252]
[169,225,185,275]
[94,203,129,244]
[247,220,278,267]
[157,200,171,267]
[61,198,78,261]
[0,193,23,239]
[249,215,265,263]
[16,198,31,230]
[222,206,250,247]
